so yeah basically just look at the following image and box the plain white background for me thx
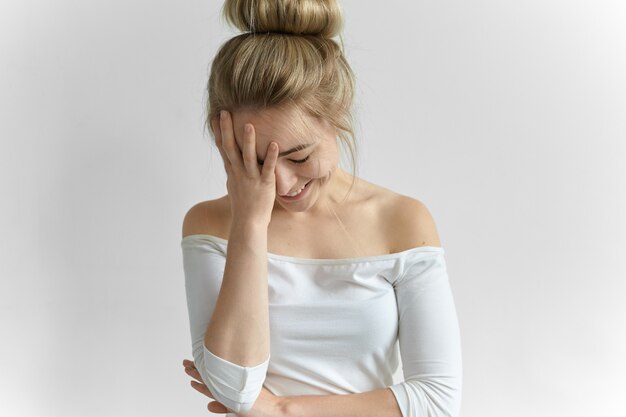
[1,0,625,416]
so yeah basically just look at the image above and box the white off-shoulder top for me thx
[181,234,462,417]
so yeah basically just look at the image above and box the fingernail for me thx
[220,110,226,120]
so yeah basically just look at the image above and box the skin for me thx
[181,106,442,415]
[183,358,283,416]
[183,105,354,415]
[224,105,354,219]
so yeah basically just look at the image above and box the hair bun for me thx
[223,0,343,38]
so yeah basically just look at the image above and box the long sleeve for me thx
[387,248,463,417]
[181,236,270,414]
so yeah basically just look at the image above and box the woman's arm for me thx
[279,200,462,417]
[182,111,281,414]
[183,358,400,417]
[280,388,402,417]
[203,220,271,367]
[202,111,275,368]
[181,204,272,414]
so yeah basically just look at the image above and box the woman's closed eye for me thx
[257,154,311,166]
[289,155,310,164]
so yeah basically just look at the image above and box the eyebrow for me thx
[257,142,315,164]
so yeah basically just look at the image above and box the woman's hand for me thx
[211,111,280,227]
[183,358,285,417]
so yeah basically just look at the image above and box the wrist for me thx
[229,219,269,236]
[231,212,270,228]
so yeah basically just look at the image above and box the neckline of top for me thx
[181,233,444,264]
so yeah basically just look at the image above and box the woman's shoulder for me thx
[360,179,442,252]
[181,195,230,239]
[389,194,442,251]
[182,181,441,252]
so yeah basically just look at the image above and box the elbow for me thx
[197,343,270,414]
[392,376,462,417]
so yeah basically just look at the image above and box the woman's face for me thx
[229,105,340,214]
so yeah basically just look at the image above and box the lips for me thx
[279,179,313,201]
[282,180,312,197]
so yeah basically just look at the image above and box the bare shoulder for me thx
[181,195,230,239]
[388,193,442,251]
[351,178,442,252]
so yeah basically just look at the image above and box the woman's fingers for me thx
[183,363,204,383]
[182,359,216,398]
[211,116,231,175]
[208,401,229,414]
[219,111,244,169]
[190,380,214,399]
[261,141,279,180]
[242,123,260,177]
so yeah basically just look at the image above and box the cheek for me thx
[301,140,339,178]
[307,154,338,178]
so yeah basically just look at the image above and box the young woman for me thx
[181,1,462,416]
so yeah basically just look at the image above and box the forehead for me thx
[231,106,319,147]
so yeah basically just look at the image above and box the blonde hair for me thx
[204,0,359,200]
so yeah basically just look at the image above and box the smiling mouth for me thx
[280,179,313,198]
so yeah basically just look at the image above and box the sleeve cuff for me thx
[388,383,410,417]
[202,344,270,413]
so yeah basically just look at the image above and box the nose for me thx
[274,163,299,196]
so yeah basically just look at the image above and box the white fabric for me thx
[182,234,462,417]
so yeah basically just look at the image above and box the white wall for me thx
[1,0,624,416]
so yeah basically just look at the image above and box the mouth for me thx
[279,179,313,202]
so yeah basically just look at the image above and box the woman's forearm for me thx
[203,220,270,367]
[280,387,402,417]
